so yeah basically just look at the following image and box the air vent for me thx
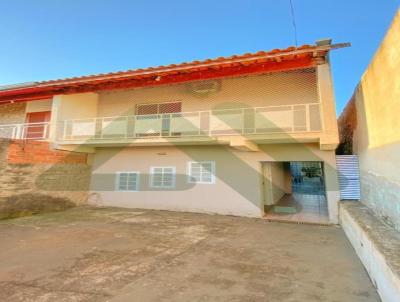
[186,80,221,95]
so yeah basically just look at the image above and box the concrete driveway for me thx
[0,207,379,302]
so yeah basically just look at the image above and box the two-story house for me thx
[0,40,347,223]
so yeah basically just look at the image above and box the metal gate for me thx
[336,155,361,200]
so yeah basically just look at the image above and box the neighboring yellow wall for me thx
[355,10,400,150]
[353,9,400,182]
[350,9,400,230]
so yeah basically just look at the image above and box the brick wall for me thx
[0,139,91,205]
[7,140,87,164]
[0,102,27,124]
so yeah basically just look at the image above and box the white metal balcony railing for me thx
[0,122,50,140]
[58,103,322,142]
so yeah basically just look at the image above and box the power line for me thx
[289,0,298,47]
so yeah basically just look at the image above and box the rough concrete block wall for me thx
[361,172,400,231]
[0,139,91,205]
[0,102,27,124]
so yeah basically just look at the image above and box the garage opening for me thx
[262,161,329,224]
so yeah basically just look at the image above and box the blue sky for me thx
[0,1,398,113]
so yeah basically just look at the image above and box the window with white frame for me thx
[150,166,176,188]
[188,161,216,184]
[116,172,140,191]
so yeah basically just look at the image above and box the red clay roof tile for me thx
[0,42,350,103]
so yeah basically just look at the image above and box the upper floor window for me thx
[187,161,216,184]
[136,102,182,115]
[150,166,176,188]
[116,172,139,191]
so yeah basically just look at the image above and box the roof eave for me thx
[0,42,350,104]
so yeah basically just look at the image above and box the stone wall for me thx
[0,102,27,124]
[0,139,91,205]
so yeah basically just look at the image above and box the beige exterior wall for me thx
[349,10,400,230]
[89,143,339,222]
[51,93,98,122]
[269,162,286,204]
[25,99,52,113]
[45,65,340,151]
[97,70,319,116]
[317,63,339,149]
[50,93,98,149]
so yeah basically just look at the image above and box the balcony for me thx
[0,122,50,140]
[55,103,322,145]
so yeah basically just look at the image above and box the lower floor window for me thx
[116,172,139,191]
[188,161,216,184]
[150,166,176,188]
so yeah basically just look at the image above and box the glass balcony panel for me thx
[71,120,96,137]
[309,104,322,131]
[210,110,243,134]
[135,115,162,136]
[255,107,293,132]
[170,113,200,135]
[102,118,128,137]
[56,103,322,142]
[293,107,307,131]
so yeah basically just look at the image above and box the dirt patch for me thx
[0,207,380,302]
[0,193,75,220]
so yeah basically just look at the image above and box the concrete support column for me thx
[323,152,340,224]
[49,93,99,152]
[317,63,339,151]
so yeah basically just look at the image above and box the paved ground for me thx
[0,207,380,302]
